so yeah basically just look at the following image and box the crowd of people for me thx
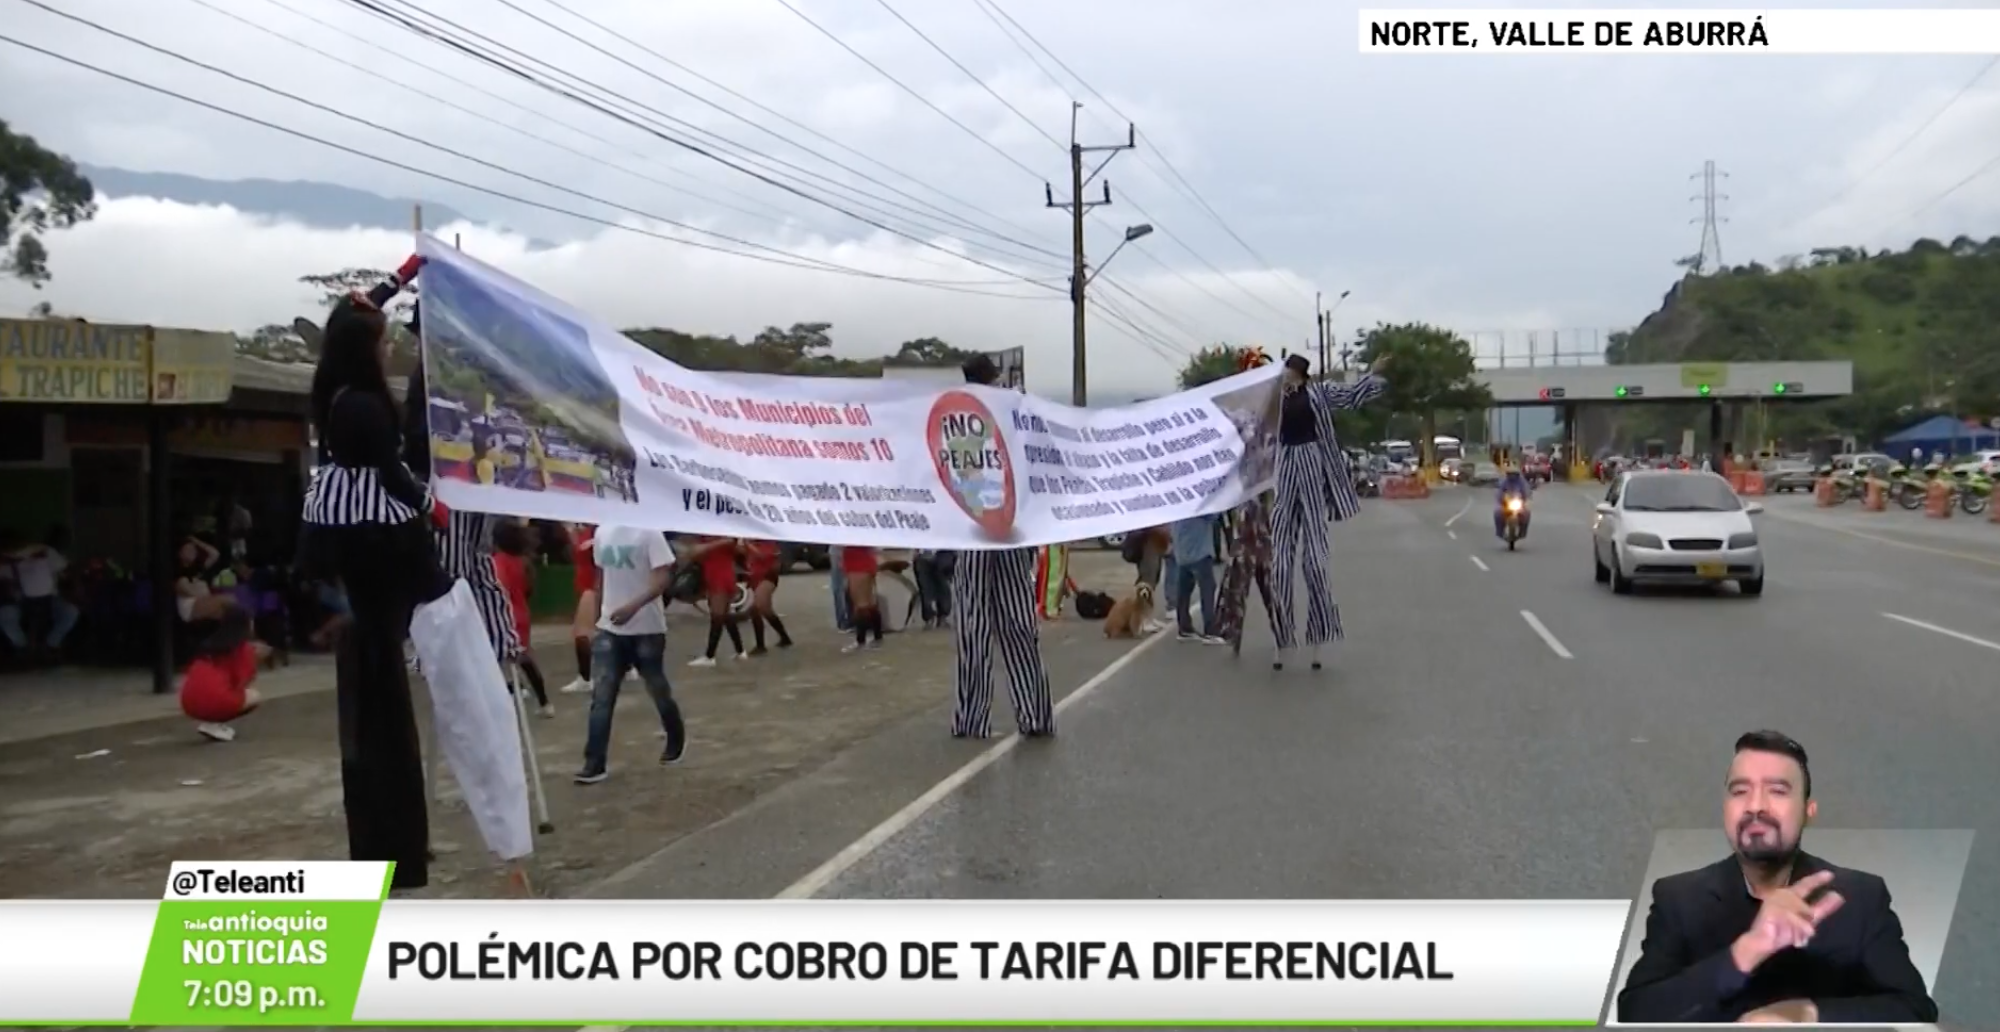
[257,252,1393,890]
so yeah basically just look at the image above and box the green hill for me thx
[1607,234,2000,447]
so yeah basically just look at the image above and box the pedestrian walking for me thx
[948,354,1055,739]
[1268,353,1389,671]
[576,524,687,784]
[687,535,746,667]
[741,539,793,654]
[841,544,885,652]
[561,524,597,694]
[490,520,553,717]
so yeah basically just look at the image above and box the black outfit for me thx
[1616,851,1937,1024]
[300,388,449,892]
[1278,386,1318,446]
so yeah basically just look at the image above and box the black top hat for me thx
[1283,353,1311,375]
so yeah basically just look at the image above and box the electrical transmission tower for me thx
[1688,160,1729,275]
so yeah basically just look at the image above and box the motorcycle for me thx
[1499,493,1528,550]
[1956,470,1993,515]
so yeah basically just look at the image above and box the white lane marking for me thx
[776,627,1172,900]
[1520,610,1573,658]
[572,628,1172,1032]
[1444,496,1473,527]
[1882,612,2000,653]
[1446,529,1457,540]
[1469,555,1489,572]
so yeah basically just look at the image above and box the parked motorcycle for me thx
[1956,470,1993,515]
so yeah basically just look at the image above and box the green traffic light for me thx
[1773,382,1787,394]
[1614,386,1628,398]
[1698,384,1712,396]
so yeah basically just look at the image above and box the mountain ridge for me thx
[76,164,554,247]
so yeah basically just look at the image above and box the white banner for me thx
[412,235,1281,549]
[0,898,1635,1024]
[1360,9,2000,54]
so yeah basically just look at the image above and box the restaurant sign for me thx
[0,319,235,404]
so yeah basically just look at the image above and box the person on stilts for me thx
[948,353,1055,740]
[1269,352,1388,671]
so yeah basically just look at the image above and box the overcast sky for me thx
[2,0,1997,397]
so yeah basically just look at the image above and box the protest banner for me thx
[412,235,1281,550]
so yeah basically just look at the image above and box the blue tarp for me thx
[1879,415,1999,456]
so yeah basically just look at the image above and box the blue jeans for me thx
[582,631,685,774]
[1161,555,1179,611]
[913,553,952,622]
[1174,557,1217,636]
[829,548,851,631]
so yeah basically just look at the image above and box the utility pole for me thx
[1315,292,1327,380]
[1046,102,1134,407]
[1689,160,1729,275]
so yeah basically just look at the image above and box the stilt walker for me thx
[1214,348,1280,655]
[948,354,1055,739]
[1268,353,1389,671]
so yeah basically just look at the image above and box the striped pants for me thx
[432,511,522,662]
[1269,444,1342,649]
[949,547,1055,738]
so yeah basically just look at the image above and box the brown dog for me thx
[1103,582,1155,639]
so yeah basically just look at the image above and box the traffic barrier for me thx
[1991,494,2000,524]
[1924,479,1953,519]
[1379,475,1432,501]
[1862,479,1886,512]
[1728,471,1746,491]
[1738,471,1766,495]
[1813,477,1836,507]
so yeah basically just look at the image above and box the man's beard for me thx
[1734,813,1799,866]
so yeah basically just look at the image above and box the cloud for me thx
[3,0,1998,385]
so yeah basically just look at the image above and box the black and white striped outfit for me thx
[948,547,1055,738]
[433,512,522,662]
[1269,373,1387,653]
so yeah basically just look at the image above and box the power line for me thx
[1788,55,1999,239]
[178,0,1043,285]
[977,0,1317,309]
[481,0,1068,265]
[870,0,1065,153]
[523,0,1069,260]
[332,0,1066,280]
[0,31,1059,300]
[768,0,1052,184]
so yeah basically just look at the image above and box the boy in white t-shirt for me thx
[576,525,688,784]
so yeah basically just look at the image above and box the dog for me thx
[1102,582,1156,639]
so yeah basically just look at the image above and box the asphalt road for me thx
[615,484,1999,1030]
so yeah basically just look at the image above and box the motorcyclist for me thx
[1494,462,1533,538]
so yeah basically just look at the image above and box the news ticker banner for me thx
[1360,9,2000,53]
[0,862,1636,1025]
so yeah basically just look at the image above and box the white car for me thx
[1950,449,2000,476]
[1591,470,1765,596]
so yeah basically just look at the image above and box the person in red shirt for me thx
[841,544,883,652]
[688,535,746,666]
[562,524,599,694]
[740,539,792,654]
[491,520,553,717]
[180,607,268,742]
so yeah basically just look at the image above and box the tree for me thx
[1175,343,1244,389]
[298,267,417,369]
[1355,322,1491,470]
[2,120,96,287]
[892,336,973,365]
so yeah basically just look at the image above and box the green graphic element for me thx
[1679,362,1727,390]
[128,880,390,1025]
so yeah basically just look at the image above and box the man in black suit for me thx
[1616,730,1938,1024]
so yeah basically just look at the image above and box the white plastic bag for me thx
[409,579,533,862]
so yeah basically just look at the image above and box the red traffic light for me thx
[1538,387,1566,401]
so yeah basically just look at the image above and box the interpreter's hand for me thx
[1737,999,1818,1023]
[1731,870,1843,973]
